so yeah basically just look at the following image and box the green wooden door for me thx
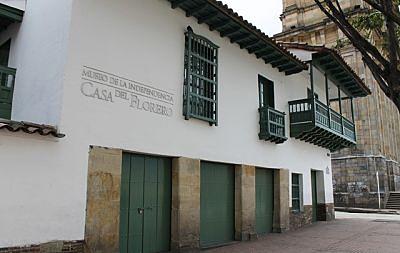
[255,168,274,234]
[120,154,171,253]
[200,162,234,248]
[311,171,318,222]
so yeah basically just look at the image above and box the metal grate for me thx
[183,27,219,125]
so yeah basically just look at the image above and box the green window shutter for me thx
[0,65,16,119]
[183,27,219,126]
[291,173,303,212]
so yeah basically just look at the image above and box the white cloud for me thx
[221,0,283,36]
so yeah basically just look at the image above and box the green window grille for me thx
[292,173,303,212]
[183,27,219,125]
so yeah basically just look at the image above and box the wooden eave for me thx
[167,0,307,75]
[0,3,23,32]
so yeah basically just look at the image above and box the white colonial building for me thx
[0,1,370,253]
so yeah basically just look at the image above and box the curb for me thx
[335,207,400,215]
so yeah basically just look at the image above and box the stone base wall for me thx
[289,205,312,230]
[0,241,84,253]
[317,203,335,221]
[334,192,386,209]
[332,156,399,208]
[85,147,122,253]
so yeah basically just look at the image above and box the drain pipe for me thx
[376,171,381,209]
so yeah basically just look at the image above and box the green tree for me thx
[314,0,400,111]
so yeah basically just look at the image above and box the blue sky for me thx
[222,0,283,36]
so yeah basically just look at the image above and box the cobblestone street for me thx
[205,212,400,253]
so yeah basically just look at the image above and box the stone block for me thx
[234,164,256,241]
[273,169,290,233]
[171,157,201,252]
[85,146,122,253]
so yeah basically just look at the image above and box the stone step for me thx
[385,193,400,210]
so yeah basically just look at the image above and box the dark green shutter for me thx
[255,168,274,234]
[183,28,219,125]
[200,162,234,247]
[0,40,15,119]
[311,171,318,222]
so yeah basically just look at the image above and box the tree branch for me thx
[322,0,390,67]
[363,0,400,25]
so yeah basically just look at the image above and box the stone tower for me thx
[275,0,400,208]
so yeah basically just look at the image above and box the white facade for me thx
[0,0,333,247]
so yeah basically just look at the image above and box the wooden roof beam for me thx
[220,27,241,37]
[230,33,250,43]
[256,49,275,58]
[198,11,219,24]
[240,39,260,49]
[248,46,265,54]
[264,54,282,64]
[171,0,188,9]
[279,62,297,72]
[209,20,230,31]
[285,67,302,75]
[186,3,207,17]
[270,58,289,67]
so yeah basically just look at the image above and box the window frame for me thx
[258,75,275,109]
[183,28,219,126]
[291,173,304,213]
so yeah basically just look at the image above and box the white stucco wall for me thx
[0,0,334,247]
[8,0,73,126]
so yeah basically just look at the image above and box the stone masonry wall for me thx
[84,146,122,253]
[289,205,313,230]
[0,241,84,253]
[171,157,201,252]
[332,156,394,208]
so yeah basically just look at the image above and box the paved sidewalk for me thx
[205,212,400,253]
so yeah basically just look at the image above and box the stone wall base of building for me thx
[334,192,386,209]
[317,203,335,221]
[0,241,84,253]
[289,205,313,230]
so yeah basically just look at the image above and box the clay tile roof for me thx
[167,0,308,75]
[0,119,65,138]
[279,42,371,97]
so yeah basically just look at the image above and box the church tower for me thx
[275,0,400,208]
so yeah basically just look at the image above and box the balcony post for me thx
[267,107,270,135]
[310,63,315,122]
[351,97,356,141]
[325,73,331,128]
[350,98,355,122]
[338,86,344,134]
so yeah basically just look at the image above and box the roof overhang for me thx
[0,3,24,32]
[0,119,65,138]
[167,0,308,75]
[281,43,371,98]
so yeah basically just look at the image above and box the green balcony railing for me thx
[289,98,356,151]
[259,106,287,144]
[0,65,16,119]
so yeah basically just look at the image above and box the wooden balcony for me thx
[289,98,356,151]
[259,106,287,144]
[0,65,16,119]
